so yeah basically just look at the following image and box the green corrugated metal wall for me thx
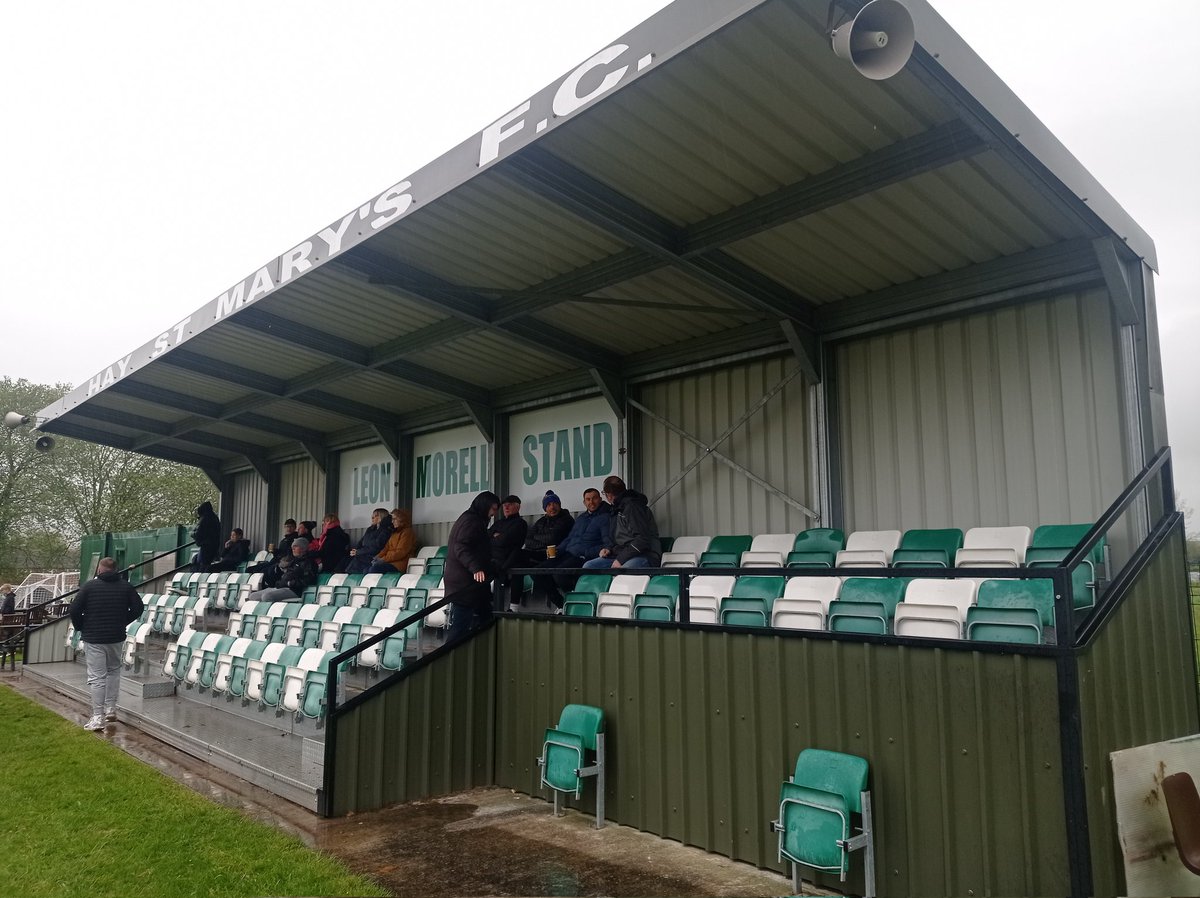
[1077,519,1200,897]
[491,620,1069,897]
[328,629,496,816]
[78,527,190,586]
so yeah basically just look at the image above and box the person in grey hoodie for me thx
[70,557,144,731]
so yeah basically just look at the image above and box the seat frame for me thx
[536,724,606,829]
[771,776,876,896]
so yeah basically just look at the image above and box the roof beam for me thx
[1093,236,1140,326]
[817,239,1105,339]
[503,146,819,327]
[41,419,223,471]
[682,120,987,255]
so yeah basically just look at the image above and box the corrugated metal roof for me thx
[37,0,1152,474]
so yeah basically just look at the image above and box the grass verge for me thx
[0,685,388,898]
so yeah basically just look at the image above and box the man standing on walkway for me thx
[69,557,144,732]
[445,491,501,641]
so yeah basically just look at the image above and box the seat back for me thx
[956,526,1032,567]
[558,703,604,751]
[1030,523,1093,552]
[892,529,964,568]
[605,575,650,597]
[836,530,902,568]
[569,574,613,597]
[903,578,977,618]
[787,529,846,568]
[976,578,1055,627]
[699,535,753,568]
[793,749,868,815]
[838,578,907,618]
[660,536,712,567]
[730,575,786,601]
[782,576,841,604]
[740,533,797,568]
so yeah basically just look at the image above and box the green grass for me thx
[0,686,388,898]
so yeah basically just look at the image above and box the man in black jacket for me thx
[489,495,527,611]
[70,558,144,731]
[209,528,250,571]
[446,491,500,641]
[191,501,221,571]
[583,475,662,570]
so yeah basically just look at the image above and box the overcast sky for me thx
[2,1,1197,512]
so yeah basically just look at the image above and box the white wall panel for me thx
[278,459,327,525]
[635,356,815,538]
[229,470,268,551]
[836,290,1129,532]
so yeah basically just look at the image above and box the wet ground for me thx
[4,671,802,897]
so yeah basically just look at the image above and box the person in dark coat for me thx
[583,475,662,570]
[209,528,250,571]
[489,495,528,610]
[445,491,501,641]
[522,490,575,563]
[70,557,144,731]
[191,501,221,571]
[309,513,350,573]
[1,584,15,615]
[345,508,394,574]
[247,538,318,603]
[532,488,612,607]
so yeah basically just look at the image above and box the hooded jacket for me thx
[376,510,416,571]
[354,516,394,559]
[606,490,662,565]
[445,492,500,598]
[70,570,144,644]
[192,501,221,561]
[216,538,250,567]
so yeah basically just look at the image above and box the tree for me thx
[0,377,218,582]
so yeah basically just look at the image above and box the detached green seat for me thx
[772,748,876,896]
[632,576,681,622]
[719,576,786,627]
[1027,524,1103,610]
[891,529,964,568]
[966,579,1055,644]
[537,704,606,828]
[699,535,753,568]
[562,574,612,617]
[787,529,846,568]
[827,578,907,634]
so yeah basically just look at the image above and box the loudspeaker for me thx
[4,411,31,428]
[35,435,55,452]
[831,0,915,81]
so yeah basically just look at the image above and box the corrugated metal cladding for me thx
[227,470,268,550]
[328,629,496,816]
[414,521,453,550]
[492,619,1069,897]
[1076,521,1199,898]
[636,356,816,535]
[278,459,326,523]
[836,290,1128,532]
[27,618,72,664]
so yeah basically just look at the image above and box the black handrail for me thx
[1062,446,1172,571]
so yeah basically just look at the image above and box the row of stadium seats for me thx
[163,629,337,720]
[560,573,1058,644]
[226,601,446,654]
[662,524,1098,570]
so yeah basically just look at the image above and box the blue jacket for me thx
[558,503,612,560]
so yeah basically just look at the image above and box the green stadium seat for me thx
[827,578,907,634]
[211,637,253,694]
[299,606,338,649]
[260,646,304,708]
[891,529,964,568]
[719,575,786,627]
[267,605,302,643]
[631,576,681,621]
[562,574,612,617]
[537,704,606,828]
[225,640,268,699]
[965,578,1055,644]
[772,748,875,896]
[197,635,236,690]
[1027,523,1103,610]
[699,535,753,568]
[786,529,846,568]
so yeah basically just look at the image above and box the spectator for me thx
[69,557,144,731]
[191,501,221,571]
[488,495,528,611]
[297,520,317,541]
[209,528,250,571]
[522,490,574,563]
[445,491,500,640]
[273,519,299,560]
[368,509,417,574]
[583,475,662,570]
[308,513,350,573]
[346,508,394,574]
[531,487,611,608]
[246,538,317,603]
[1,584,16,615]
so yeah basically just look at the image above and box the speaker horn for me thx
[35,435,55,452]
[831,0,915,81]
[4,411,31,428]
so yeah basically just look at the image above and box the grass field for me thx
[0,685,387,898]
